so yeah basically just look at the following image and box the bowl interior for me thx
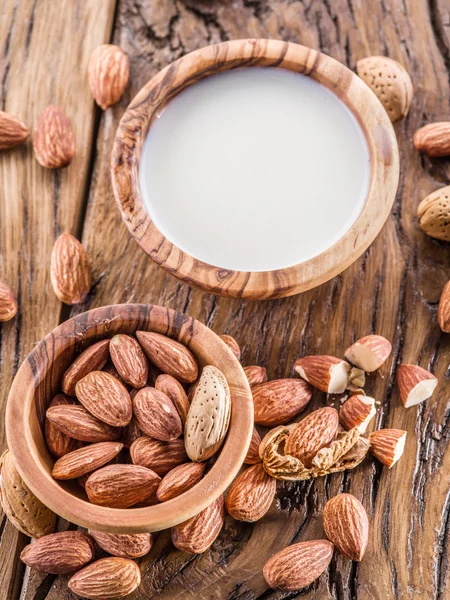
[6,304,253,533]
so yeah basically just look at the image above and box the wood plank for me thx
[0,2,116,599]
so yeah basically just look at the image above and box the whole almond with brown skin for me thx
[68,557,141,599]
[45,394,80,457]
[130,436,187,475]
[50,233,91,304]
[88,44,129,110]
[46,405,120,442]
[89,530,152,559]
[76,371,132,427]
[136,331,198,383]
[285,407,339,467]
[252,379,312,426]
[110,334,148,388]
[86,464,160,508]
[0,450,56,538]
[133,387,182,441]
[323,493,369,561]
[438,280,450,332]
[33,105,75,168]
[52,442,123,480]
[243,365,268,387]
[155,374,190,424]
[226,464,276,522]
[0,281,18,321]
[121,414,142,448]
[157,462,206,502]
[171,495,224,553]
[0,111,29,150]
[62,340,110,396]
[263,540,334,591]
[219,334,241,360]
[20,531,95,574]
[414,122,450,157]
[417,185,450,242]
[244,427,262,464]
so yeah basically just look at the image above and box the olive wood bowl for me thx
[112,38,399,300]
[5,304,253,533]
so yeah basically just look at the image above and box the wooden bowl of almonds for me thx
[5,304,253,533]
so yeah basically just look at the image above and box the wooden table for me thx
[0,1,449,598]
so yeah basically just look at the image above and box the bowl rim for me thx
[5,304,253,533]
[111,38,399,300]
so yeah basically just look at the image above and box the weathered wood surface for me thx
[0,1,449,599]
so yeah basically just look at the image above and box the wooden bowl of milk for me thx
[112,39,399,299]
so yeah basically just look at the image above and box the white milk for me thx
[139,68,371,272]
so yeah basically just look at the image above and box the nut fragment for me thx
[33,105,75,168]
[344,335,392,373]
[340,395,376,433]
[323,493,369,561]
[294,356,350,393]
[396,364,437,408]
[417,185,450,242]
[20,531,95,574]
[88,44,130,110]
[414,122,450,157]
[50,233,92,304]
[225,464,276,522]
[252,379,312,426]
[369,429,407,467]
[68,557,141,599]
[0,281,18,321]
[0,111,29,150]
[284,407,339,467]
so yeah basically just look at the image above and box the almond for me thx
[294,356,350,393]
[121,415,142,448]
[136,331,198,383]
[45,394,80,457]
[156,462,206,502]
[76,371,132,427]
[369,429,407,467]
[397,364,438,407]
[171,495,224,553]
[344,335,392,373]
[62,340,110,396]
[155,374,190,424]
[88,44,129,110]
[50,233,91,304]
[20,531,95,574]
[243,365,268,387]
[133,387,182,441]
[33,105,75,168]
[89,531,152,559]
[46,405,120,442]
[86,464,160,508]
[323,493,368,561]
[252,379,312,426]
[0,111,29,150]
[52,442,123,480]
[130,436,187,475]
[0,450,56,538]
[109,334,148,389]
[414,122,450,157]
[284,407,339,467]
[347,367,366,391]
[263,540,334,591]
[244,427,262,464]
[185,365,231,461]
[0,281,18,321]
[340,395,376,433]
[226,464,276,522]
[438,280,450,332]
[68,557,141,599]
[417,185,450,242]
[356,56,413,122]
[219,334,241,360]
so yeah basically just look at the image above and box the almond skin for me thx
[109,334,148,389]
[252,379,312,426]
[171,495,224,553]
[397,364,438,408]
[136,331,198,383]
[0,281,18,321]
[157,462,206,502]
[88,44,129,110]
[219,334,241,360]
[45,394,80,457]
[414,122,450,157]
[130,436,187,475]
[50,233,91,304]
[62,340,110,396]
[76,370,132,427]
[68,557,141,599]
[133,387,182,441]
[52,442,123,480]
[86,464,160,508]
[323,493,369,561]
[155,374,190,424]
[344,335,392,373]
[263,540,334,591]
[294,355,350,393]
[20,531,95,574]
[369,429,407,467]
[244,427,262,464]
[33,105,75,168]
[89,531,152,559]
[46,405,120,442]
[285,407,339,467]
[438,280,450,332]
[418,185,450,242]
[0,111,29,150]
[226,464,276,522]
[243,365,268,387]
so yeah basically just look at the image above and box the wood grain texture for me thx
[0,0,449,599]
